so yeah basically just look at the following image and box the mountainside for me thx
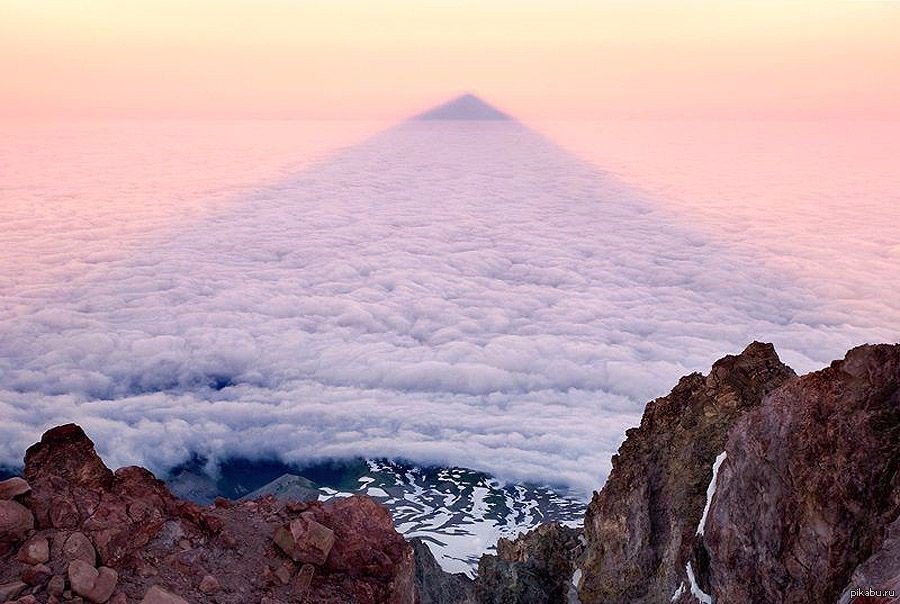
[471,343,899,604]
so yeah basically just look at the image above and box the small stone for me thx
[108,593,128,604]
[21,562,52,586]
[47,574,66,596]
[68,559,118,603]
[0,500,34,543]
[0,477,30,500]
[292,564,315,597]
[63,532,97,565]
[17,536,50,564]
[198,575,220,594]
[274,562,293,585]
[139,585,189,604]
[273,516,334,565]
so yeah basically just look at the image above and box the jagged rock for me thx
[16,535,48,564]
[0,500,34,543]
[580,342,795,603]
[475,523,582,604]
[139,586,188,604]
[63,532,97,565]
[836,515,900,603]
[198,574,220,594]
[273,514,335,565]
[0,580,27,602]
[0,478,30,501]
[697,344,900,603]
[68,560,118,603]
[0,425,421,604]
[411,538,474,604]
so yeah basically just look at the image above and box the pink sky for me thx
[2,0,899,121]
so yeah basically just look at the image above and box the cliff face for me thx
[697,344,900,604]
[0,424,417,604]
[579,341,796,603]
[575,342,899,604]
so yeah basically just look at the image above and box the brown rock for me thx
[63,532,97,565]
[138,585,189,604]
[16,535,49,565]
[198,575,220,594]
[0,581,27,602]
[21,563,52,586]
[273,515,335,565]
[0,501,34,544]
[702,344,900,603]
[292,564,315,597]
[47,574,66,596]
[0,478,30,501]
[68,560,118,603]
[108,593,128,604]
[273,562,293,585]
[580,341,795,603]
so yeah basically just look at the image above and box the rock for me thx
[0,581,27,602]
[0,478,30,501]
[47,574,66,596]
[580,341,795,603]
[292,564,315,597]
[21,563,52,586]
[273,515,335,565]
[0,501,34,543]
[198,575,220,594]
[108,594,128,604]
[139,585,189,604]
[411,538,474,604]
[16,536,49,564]
[475,524,581,604]
[700,344,900,603]
[273,562,293,585]
[836,515,900,603]
[13,596,39,604]
[63,532,97,565]
[68,560,118,603]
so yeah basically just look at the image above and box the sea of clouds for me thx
[1,119,897,495]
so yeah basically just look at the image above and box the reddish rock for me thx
[292,564,315,597]
[273,514,335,565]
[0,500,34,543]
[68,560,118,603]
[580,342,795,603]
[700,344,900,603]
[16,535,49,565]
[0,478,30,501]
[21,562,52,586]
[63,532,97,565]
[198,574,220,594]
[139,585,188,604]
[47,574,66,596]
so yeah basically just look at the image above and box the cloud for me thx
[0,120,897,496]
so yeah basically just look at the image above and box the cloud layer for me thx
[1,120,896,495]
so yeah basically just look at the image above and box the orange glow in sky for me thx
[2,0,899,121]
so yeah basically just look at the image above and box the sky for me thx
[2,0,900,121]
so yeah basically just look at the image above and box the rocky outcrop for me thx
[579,342,796,603]
[411,538,474,604]
[0,424,419,603]
[475,523,584,604]
[692,344,900,603]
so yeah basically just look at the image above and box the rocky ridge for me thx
[0,424,419,603]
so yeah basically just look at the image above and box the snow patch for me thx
[696,451,727,536]
[672,582,685,601]
[686,562,712,604]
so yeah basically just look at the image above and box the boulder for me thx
[63,532,97,565]
[139,585,189,604]
[273,515,335,565]
[0,501,34,543]
[16,536,49,565]
[68,560,118,603]
[0,478,30,501]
